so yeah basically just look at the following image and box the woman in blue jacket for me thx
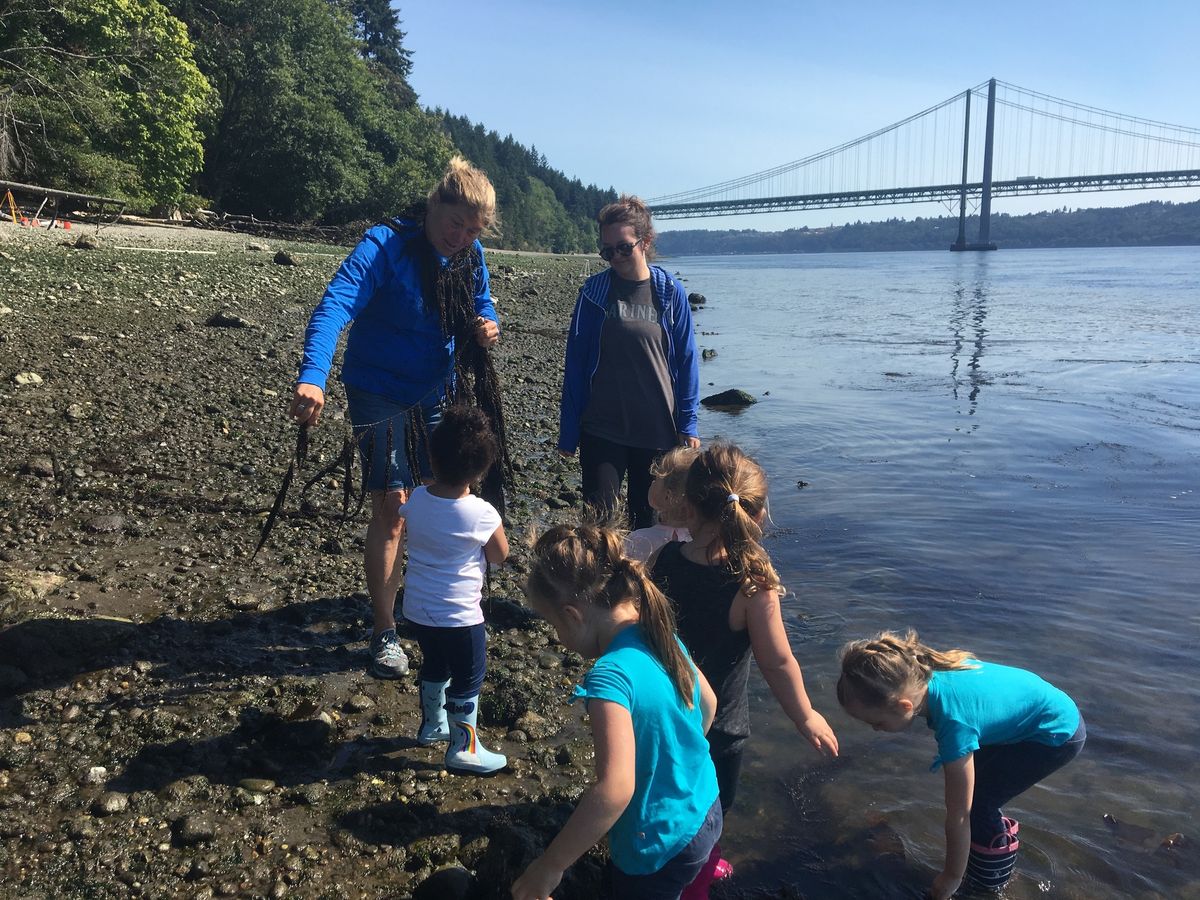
[559,195,700,529]
[290,156,502,679]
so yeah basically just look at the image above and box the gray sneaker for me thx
[368,629,409,679]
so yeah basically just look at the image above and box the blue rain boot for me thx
[417,680,450,746]
[444,694,507,775]
[966,816,1019,892]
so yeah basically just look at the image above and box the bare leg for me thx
[365,488,407,635]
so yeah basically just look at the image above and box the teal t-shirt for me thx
[573,625,719,875]
[926,660,1080,771]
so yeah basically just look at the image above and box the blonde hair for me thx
[837,629,977,709]
[526,524,695,706]
[650,445,700,522]
[427,155,498,232]
[597,194,656,259]
[686,443,781,595]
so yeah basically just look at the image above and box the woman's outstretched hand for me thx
[290,383,325,426]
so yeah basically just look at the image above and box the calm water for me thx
[671,247,1200,899]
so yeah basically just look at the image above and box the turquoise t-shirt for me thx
[573,625,719,875]
[926,660,1080,771]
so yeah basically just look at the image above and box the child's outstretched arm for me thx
[931,754,974,900]
[512,700,635,900]
[744,587,839,757]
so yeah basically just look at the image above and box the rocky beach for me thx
[0,222,736,899]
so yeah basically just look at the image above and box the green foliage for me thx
[168,0,448,222]
[3,0,608,242]
[655,200,1200,256]
[0,0,212,209]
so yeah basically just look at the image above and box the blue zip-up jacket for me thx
[297,219,497,407]
[558,265,698,454]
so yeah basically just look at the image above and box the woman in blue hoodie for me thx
[558,196,700,529]
[290,156,501,680]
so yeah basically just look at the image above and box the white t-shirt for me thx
[399,486,502,627]
[623,523,691,563]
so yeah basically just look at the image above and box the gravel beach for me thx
[0,221,702,899]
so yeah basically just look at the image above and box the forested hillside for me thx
[0,0,612,250]
[656,200,1200,255]
[437,112,615,252]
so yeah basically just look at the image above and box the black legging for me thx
[579,431,664,530]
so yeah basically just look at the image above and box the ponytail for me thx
[528,524,696,707]
[686,444,782,595]
[837,629,976,709]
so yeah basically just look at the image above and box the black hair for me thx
[429,404,498,486]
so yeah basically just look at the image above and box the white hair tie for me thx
[727,493,740,504]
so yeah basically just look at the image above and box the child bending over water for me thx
[838,629,1085,899]
[514,524,721,900]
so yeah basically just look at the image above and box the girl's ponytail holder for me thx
[726,493,740,504]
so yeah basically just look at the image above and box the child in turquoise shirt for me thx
[514,524,721,900]
[837,629,1084,899]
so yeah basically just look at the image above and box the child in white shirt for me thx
[400,404,509,775]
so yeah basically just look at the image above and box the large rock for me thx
[701,389,757,408]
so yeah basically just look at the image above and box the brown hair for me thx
[428,155,498,232]
[597,194,656,259]
[686,443,782,595]
[526,524,695,706]
[837,629,977,710]
[650,446,700,522]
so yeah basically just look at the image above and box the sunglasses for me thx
[599,239,642,262]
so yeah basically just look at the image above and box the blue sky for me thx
[399,1,1200,230]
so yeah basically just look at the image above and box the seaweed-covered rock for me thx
[701,388,757,407]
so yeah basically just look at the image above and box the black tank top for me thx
[652,541,751,756]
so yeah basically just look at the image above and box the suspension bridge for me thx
[647,79,1200,250]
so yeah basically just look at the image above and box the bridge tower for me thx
[951,77,998,251]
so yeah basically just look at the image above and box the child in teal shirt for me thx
[838,629,1084,899]
[515,524,721,900]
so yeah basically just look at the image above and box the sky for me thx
[398,1,1200,232]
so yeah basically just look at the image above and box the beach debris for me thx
[83,514,126,534]
[1104,813,1162,848]
[247,242,270,252]
[701,388,757,408]
[19,457,55,477]
[205,308,255,328]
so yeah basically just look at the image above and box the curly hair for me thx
[428,403,499,486]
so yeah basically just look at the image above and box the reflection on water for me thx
[949,280,988,422]
[670,247,1200,899]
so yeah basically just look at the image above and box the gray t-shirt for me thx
[581,274,677,450]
